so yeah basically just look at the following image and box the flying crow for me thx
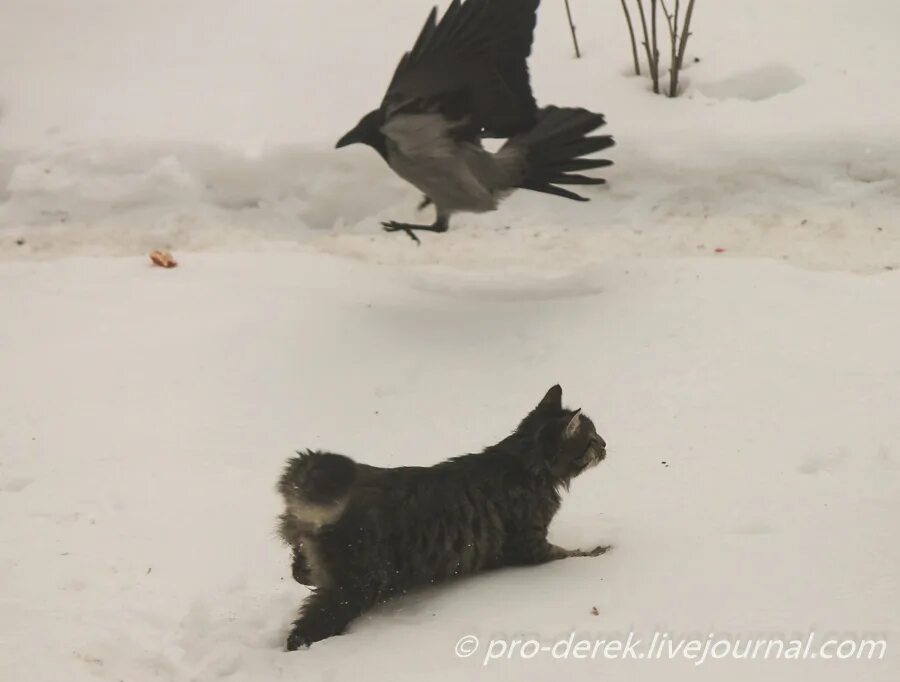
[335,0,614,243]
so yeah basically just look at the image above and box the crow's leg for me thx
[417,196,432,211]
[381,215,449,244]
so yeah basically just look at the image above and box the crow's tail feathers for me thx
[507,106,614,201]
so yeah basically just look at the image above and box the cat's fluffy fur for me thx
[277,384,609,650]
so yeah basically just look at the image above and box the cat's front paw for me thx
[286,625,313,651]
[586,544,611,557]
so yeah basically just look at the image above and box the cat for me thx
[277,384,609,650]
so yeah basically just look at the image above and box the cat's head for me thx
[518,384,607,483]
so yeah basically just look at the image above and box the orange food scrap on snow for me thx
[149,250,178,268]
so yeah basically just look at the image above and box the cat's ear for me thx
[536,384,563,413]
[518,385,564,434]
[563,410,583,440]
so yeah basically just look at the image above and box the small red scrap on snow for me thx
[149,250,178,268]
[714,247,726,254]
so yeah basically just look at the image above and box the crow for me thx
[335,0,614,243]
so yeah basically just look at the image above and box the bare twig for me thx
[626,0,698,97]
[619,0,641,75]
[660,0,697,96]
[650,0,661,93]
[635,1,659,92]
[674,0,698,93]
[563,0,581,58]
[673,0,680,94]
[660,0,678,96]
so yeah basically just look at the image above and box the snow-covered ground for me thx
[3,254,899,681]
[1,1,898,681]
[1,0,898,270]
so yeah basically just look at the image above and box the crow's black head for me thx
[336,109,387,158]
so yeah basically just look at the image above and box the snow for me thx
[3,254,899,681]
[1,0,899,680]
[1,0,898,270]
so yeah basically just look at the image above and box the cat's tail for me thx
[277,451,357,539]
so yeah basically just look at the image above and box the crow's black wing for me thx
[382,0,540,140]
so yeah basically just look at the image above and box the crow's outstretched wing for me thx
[383,0,540,140]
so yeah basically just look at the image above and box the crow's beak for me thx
[335,128,360,149]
